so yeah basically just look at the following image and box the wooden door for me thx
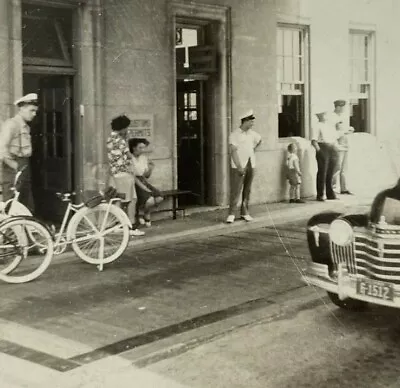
[176,80,205,205]
[29,75,73,222]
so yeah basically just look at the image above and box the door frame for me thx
[171,2,232,206]
[8,0,104,198]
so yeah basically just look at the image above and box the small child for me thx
[286,143,304,203]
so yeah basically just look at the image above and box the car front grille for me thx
[330,241,357,274]
[330,235,400,284]
[354,237,400,284]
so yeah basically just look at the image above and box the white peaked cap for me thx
[240,109,255,121]
[14,93,38,106]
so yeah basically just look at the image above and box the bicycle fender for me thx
[0,216,54,235]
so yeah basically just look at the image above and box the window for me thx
[349,31,374,132]
[277,25,308,138]
[22,4,73,68]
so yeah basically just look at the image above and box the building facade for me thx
[0,0,399,219]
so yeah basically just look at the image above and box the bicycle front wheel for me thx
[0,218,54,284]
[68,203,130,265]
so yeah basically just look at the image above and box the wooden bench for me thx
[157,189,192,220]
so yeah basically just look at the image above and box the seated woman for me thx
[128,138,163,227]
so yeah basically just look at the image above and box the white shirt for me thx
[311,121,340,145]
[131,154,149,177]
[329,111,352,149]
[229,129,262,168]
[286,153,300,171]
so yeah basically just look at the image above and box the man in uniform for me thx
[0,93,38,213]
[330,99,354,195]
[226,110,262,224]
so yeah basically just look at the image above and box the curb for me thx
[50,199,371,267]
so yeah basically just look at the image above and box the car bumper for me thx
[303,262,400,308]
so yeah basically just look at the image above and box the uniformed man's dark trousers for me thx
[2,158,35,213]
[316,143,338,199]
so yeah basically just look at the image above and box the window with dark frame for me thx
[277,25,308,138]
[349,31,374,133]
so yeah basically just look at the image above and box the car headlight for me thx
[329,219,354,246]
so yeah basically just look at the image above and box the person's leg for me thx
[340,151,349,193]
[1,163,16,202]
[228,168,245,216]
[326,147,339,199]
[18,163,35,214]
[289,184,296,201]
[316,147,328,200]
[295,184,301,200]
[241,164,254,216]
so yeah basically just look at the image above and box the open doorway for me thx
[175,23,213,206]
[23,73,75,222]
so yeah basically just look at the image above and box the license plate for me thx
[356,279,394,301]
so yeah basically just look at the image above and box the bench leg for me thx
[172,196,177,220]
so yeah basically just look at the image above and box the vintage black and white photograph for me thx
[0,0,400,387]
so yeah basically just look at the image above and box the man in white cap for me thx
[226,110,262,223]
[311,109,351,201]
[0,93,38,212]
[330,99,354,195]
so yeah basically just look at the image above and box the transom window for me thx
[349,31,374,132]
[277,25,309,138]
[22,4,73,68]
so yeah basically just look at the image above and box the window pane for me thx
[293,30,302,56]
[283,29,293,56]
[277,29,283,56]
[283,57,293,82]
[277,56,283,82]
[23,19,63,59]
[350,98,369,132]
[293,57,301,82]
[278,94,304,137]
[364,35,369,58]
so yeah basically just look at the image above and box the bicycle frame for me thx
[53,196,129,255]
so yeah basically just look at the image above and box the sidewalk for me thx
[127,194,373,250]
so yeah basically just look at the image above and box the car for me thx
[303,179,400,311]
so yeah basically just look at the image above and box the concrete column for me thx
[76,0,105,191]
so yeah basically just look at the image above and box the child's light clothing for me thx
[286,153,302,186]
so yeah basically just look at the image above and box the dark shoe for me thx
[295,199,305,203]
[341,190,353,195]
[327,196,338,200]
[289,199,295,203]
[316,197,325,202]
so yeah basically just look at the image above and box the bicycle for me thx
[0,170,132,282]
[0,169,54,283]
[50,188,131,271]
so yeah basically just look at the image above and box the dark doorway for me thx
[176,80,209,205]
[23,74,74,222]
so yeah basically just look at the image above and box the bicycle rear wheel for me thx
[68,203,130,265]
[0,218,54,284]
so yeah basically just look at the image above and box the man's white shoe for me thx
[226,215,235,224]
[130,228,145,236]
[241,215,254,222]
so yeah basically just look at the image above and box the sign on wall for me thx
[126,114,154,150]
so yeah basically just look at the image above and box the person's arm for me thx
[229,132,244,173]
[134,175,152,192]
[143,158,154,179]
[229,144,244,173]
[253,132,262,150]
[310,125,321,152]
[294,157,302,176]
[0,121,18,170]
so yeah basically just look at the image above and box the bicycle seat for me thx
[56,192,76,202]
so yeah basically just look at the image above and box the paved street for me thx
[1,215,399,387]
